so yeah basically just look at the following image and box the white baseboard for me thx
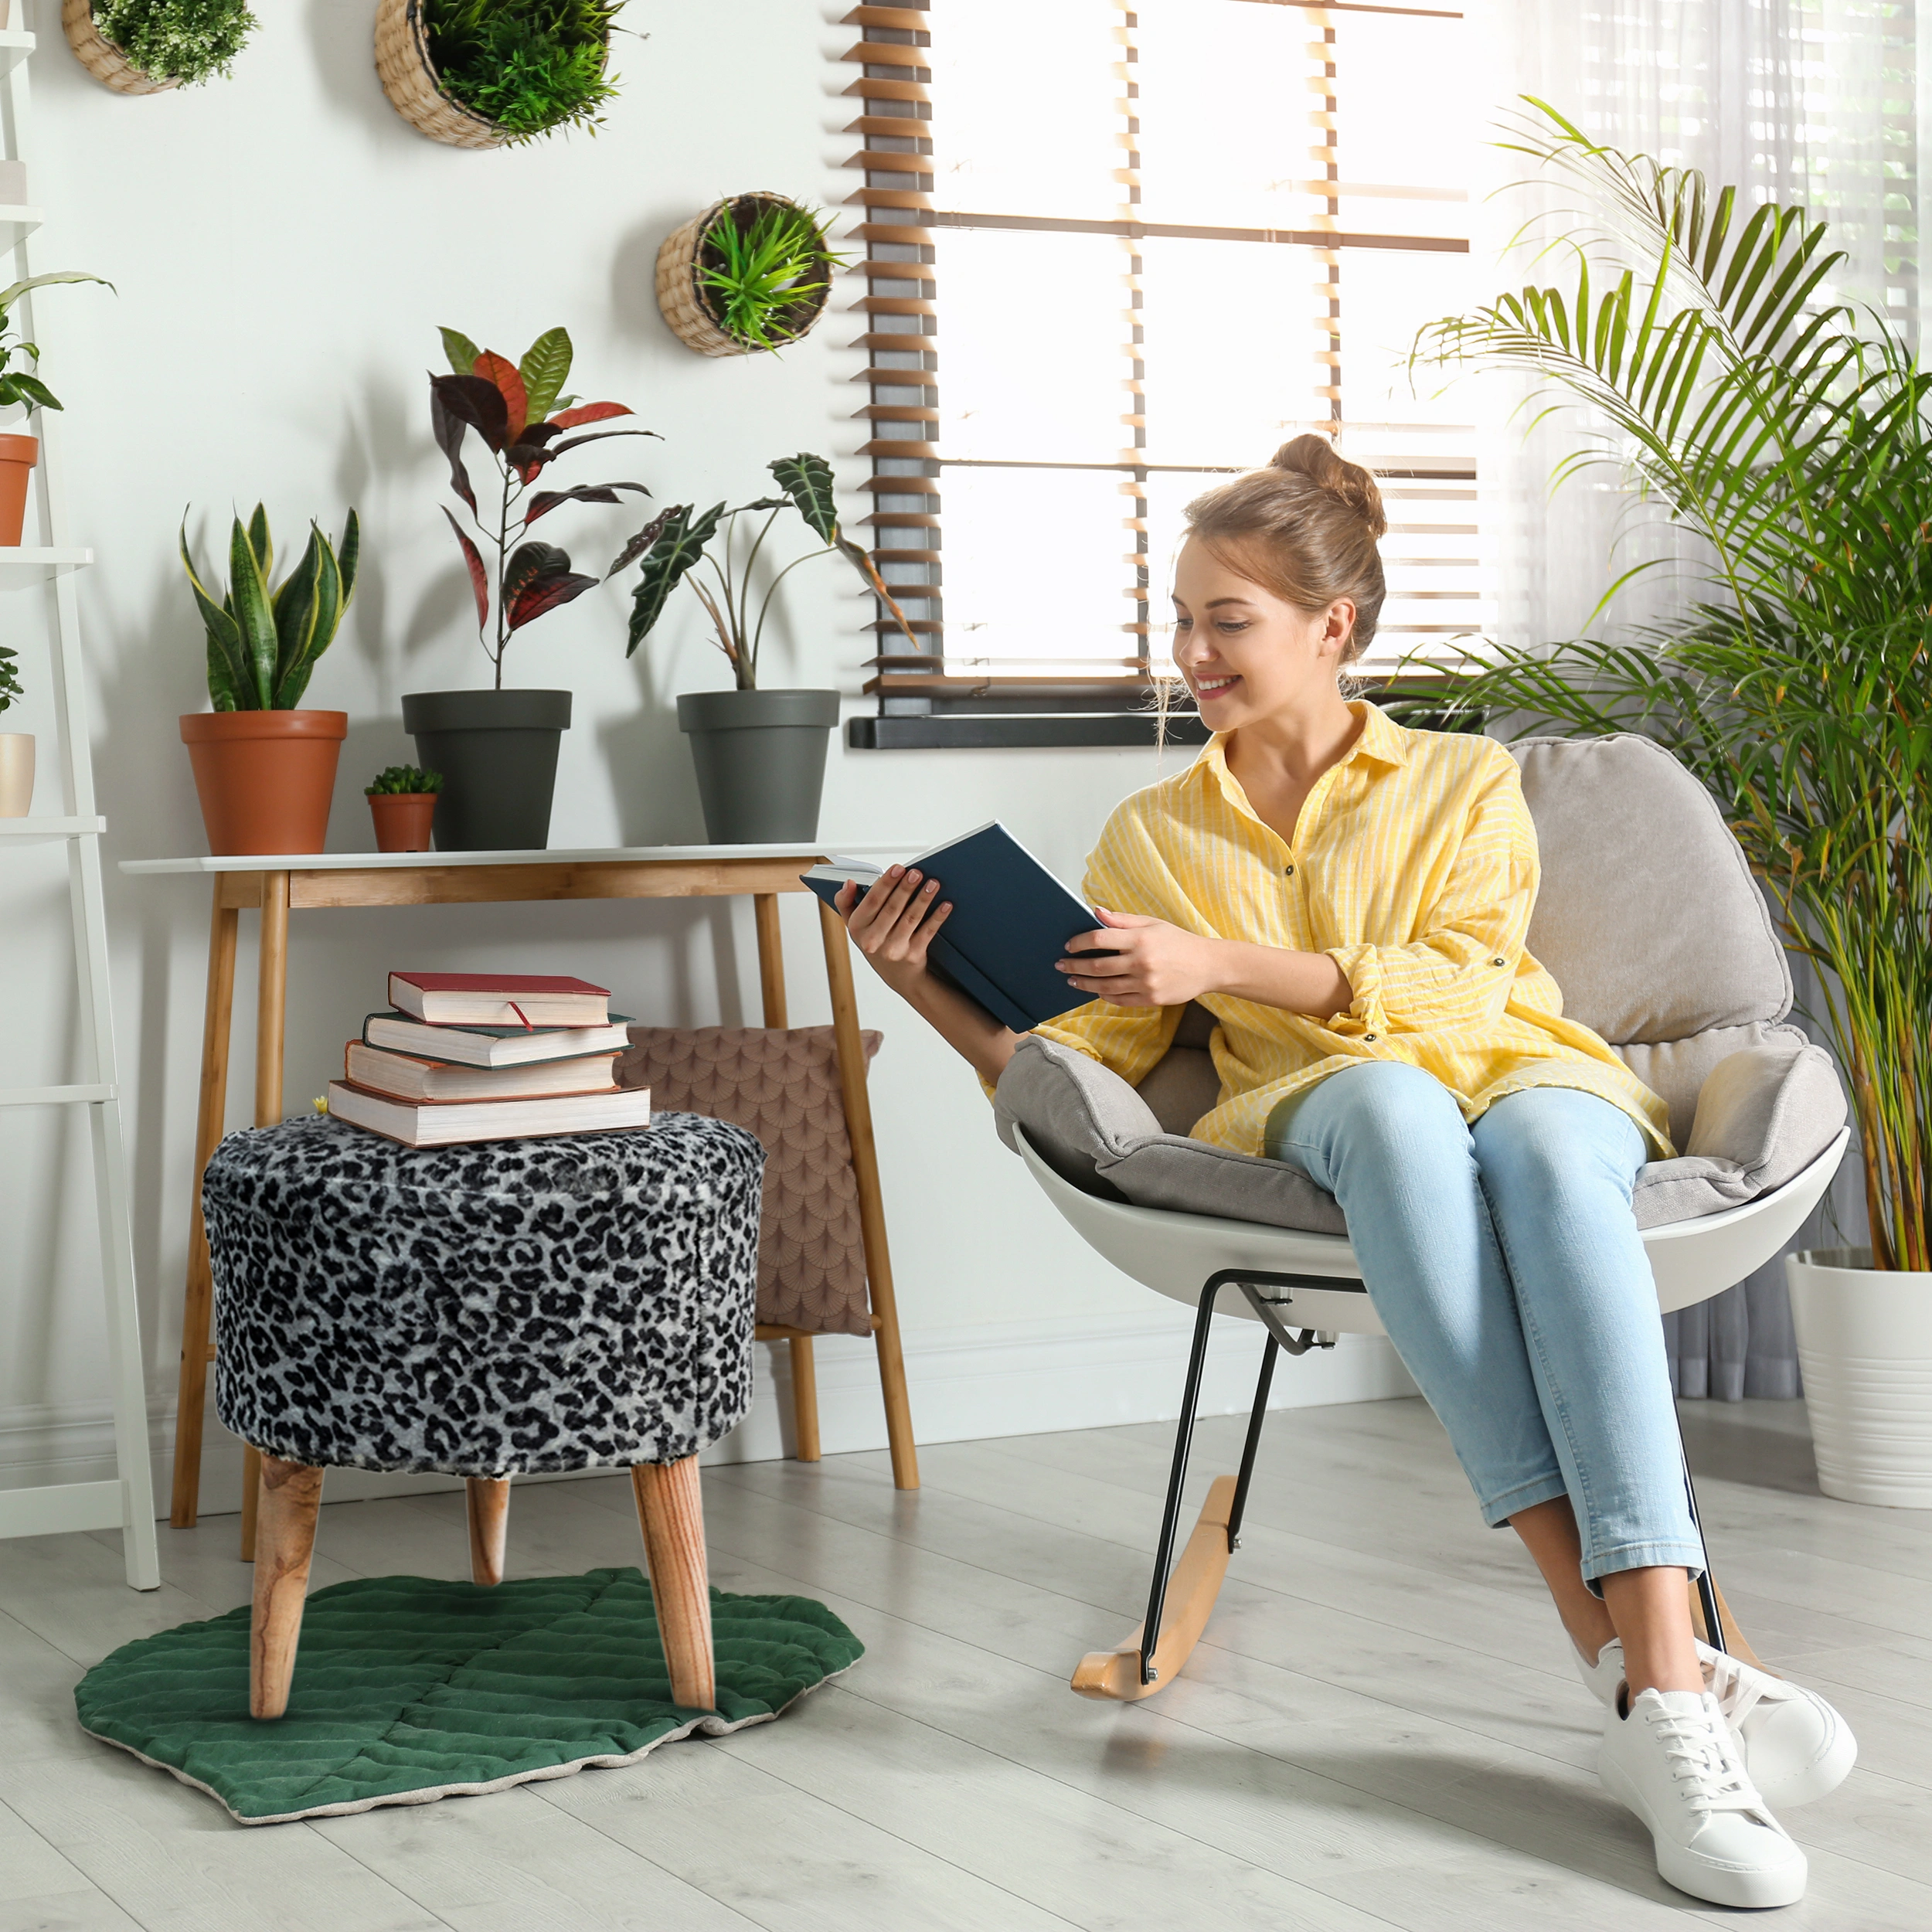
[0,1311,1413,1522]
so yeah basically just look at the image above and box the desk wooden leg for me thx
[241,872,291,1559]
[250,1454,324,1719]
[753,893,821,1460]
[818,899,918,1490]
[171,884,239,1529]
[753,892,788,1029]
[467,1477,511,1586]
[631,1458,715,1709]
[790,1336,821,1461]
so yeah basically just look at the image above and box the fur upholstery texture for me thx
[204,1113,763,1477]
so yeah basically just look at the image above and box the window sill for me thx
[846,697,1483,750]
[847,713,1213,750]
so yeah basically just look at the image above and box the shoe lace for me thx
[1649,1701,1759,1813]
[1702,1649,1774,1730]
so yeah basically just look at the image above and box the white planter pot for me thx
[0,731,32,816]
[1787,1247,1932,1507]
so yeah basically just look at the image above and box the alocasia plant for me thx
[430,325,657,689]
[613,452,914,689]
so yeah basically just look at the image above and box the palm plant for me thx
[1412,102,1929,1271]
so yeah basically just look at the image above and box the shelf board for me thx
[0,205,43,240]
[0,815,106,842]
[0,548,93,586]
[0,1083,115,1107]
[0,31,34,80]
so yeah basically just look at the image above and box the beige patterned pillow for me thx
[616,1026,880,1336]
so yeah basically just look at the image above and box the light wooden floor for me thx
[2,1395,1929,1930]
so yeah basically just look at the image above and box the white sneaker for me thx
[1576,1637,1856,1808]
[1600,1687,1808,1906]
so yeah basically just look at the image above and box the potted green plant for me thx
[376,0,622,150]
[0,635,29,817]
[64,0,257,94]
[0,271,111,546]
[615,453,913,842]
[406,323,654,850]
[365,764,443,853]
[179,505,359,855]
[1415,105,1932,1502]
[656,195,844,359]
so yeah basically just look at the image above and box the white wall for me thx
[0,0,1407,1515]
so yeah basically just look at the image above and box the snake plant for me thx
[1412,102,1930,1272]
[182,505,360,712]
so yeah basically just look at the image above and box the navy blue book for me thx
[802,823,1109,1033]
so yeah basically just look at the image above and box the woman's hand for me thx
[833,864,1018,1086]
[835,865,953,999]
[1058,908,1226,1007]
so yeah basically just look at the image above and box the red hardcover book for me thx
[387,971,611,1028]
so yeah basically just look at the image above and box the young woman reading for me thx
[832,437,1851,1910]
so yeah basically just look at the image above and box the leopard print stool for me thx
[201,1111,764,1720]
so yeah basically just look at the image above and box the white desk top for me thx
[120,842,923,877]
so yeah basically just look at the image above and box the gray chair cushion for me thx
[1511,735,1791,1045]
[995,1032,1845,1237]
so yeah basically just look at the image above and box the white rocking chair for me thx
[994,735,1850,1701]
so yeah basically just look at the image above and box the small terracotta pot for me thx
[179,709,347,855]
[0,434,37,545]
[0,731,32,816]
[367,791,438,853]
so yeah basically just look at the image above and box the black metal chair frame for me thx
[1137,1267,1728,1689]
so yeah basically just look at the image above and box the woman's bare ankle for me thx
[1600,1566,1704,1696]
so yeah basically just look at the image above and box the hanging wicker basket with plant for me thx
[656,193,843,359]
[63,0,257,96]
[376,0,622,151]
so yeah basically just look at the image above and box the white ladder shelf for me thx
[0,19,159,1589]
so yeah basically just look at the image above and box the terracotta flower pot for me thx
[179,710,347,855]
[0,434,37,545]
[367,791,438,853]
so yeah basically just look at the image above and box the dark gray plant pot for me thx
[402,689,572,852]
[676,688,840,844]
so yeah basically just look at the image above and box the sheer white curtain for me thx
[1468,1,1908,1396]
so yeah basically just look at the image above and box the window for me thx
[839,0,1486,737]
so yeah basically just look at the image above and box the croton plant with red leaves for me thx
[430,325,658,689]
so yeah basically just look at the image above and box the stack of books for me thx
[325,972,651,1148]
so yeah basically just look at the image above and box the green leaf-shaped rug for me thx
[74,1567,862,1825]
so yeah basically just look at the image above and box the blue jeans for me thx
[1264,1062,1702,1586]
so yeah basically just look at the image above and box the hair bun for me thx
[1267,434,1387,539]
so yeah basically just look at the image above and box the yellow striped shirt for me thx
[1032,699,1675,1159]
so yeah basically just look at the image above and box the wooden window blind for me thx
[838,0,1484,713]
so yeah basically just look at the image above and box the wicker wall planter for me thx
[657,194,835,359]
[375,0,614,151]
[63,0,181,96]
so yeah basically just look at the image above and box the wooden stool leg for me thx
[467,1476,511,1586]
[790,1336,821,1462]
[250,1454,324,1719]
[239,1444,261,1561]
[630,1457,715,1710]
